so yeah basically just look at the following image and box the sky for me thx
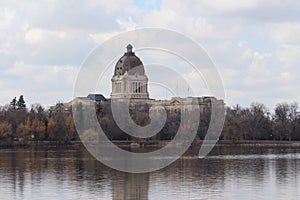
[1,0,300,110]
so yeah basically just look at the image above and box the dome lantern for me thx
[126,44,133,53]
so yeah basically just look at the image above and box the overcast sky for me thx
[1,0,300,110]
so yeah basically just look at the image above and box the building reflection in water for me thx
[112,172,149,200]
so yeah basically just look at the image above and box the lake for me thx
[0,145,300,200]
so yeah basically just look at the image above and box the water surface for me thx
[0,146,299,200]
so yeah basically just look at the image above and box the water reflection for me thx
[0,146,300,200]
[112,173,149,200]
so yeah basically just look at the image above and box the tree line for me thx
[0,95,299,142]
[222,102,300,141]
[96,101,300,141]
[0,95,77,142]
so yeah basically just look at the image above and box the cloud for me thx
[2,61,79,106]
[24,28,67,46]
[269,23,300,44]
[89,31,123,44]
[276,44,300,67]
[0,8,15,29]
[5,61,78,86]
[137,8,237,41]
[1,0,300,110]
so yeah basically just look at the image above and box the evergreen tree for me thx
[17,95,26,110]
[9,97,17,110]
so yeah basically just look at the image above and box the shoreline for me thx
[1,140,300,149]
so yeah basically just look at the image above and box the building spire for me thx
[126,44,133,53]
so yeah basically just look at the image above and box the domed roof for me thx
[114,44,145,76]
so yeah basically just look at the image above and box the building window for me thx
[134,82,136,93]
[135,82,138,93]
[138,82,141,93]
